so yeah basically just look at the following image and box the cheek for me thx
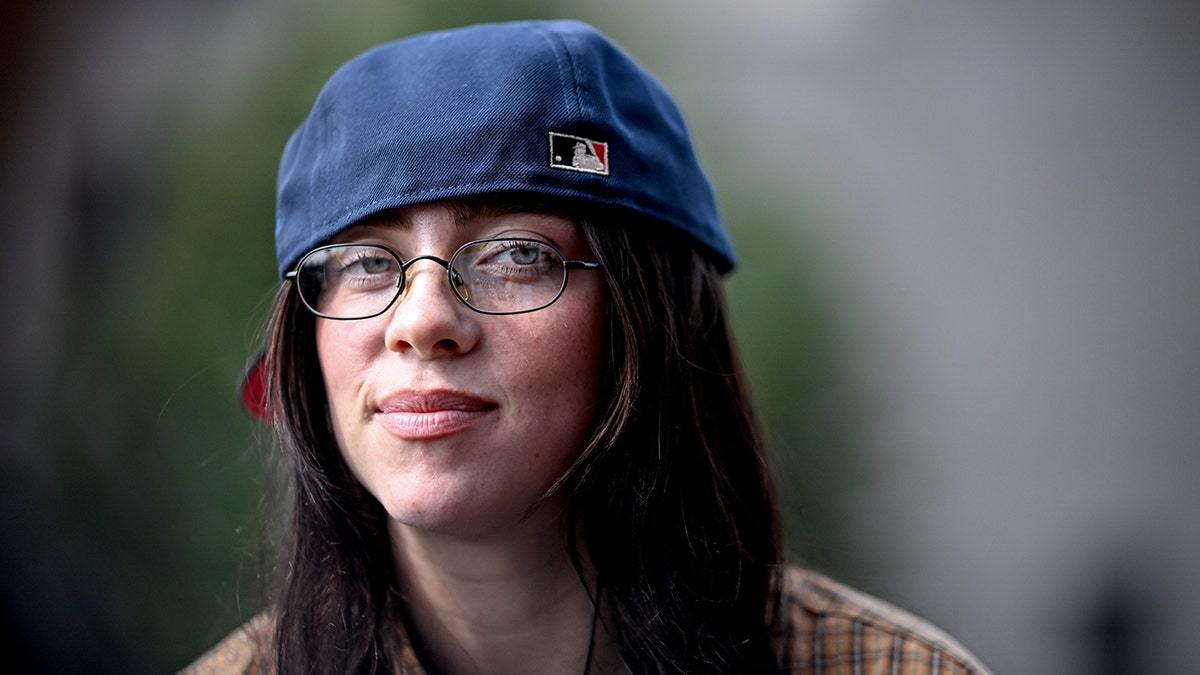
[316,318,380,372]
[314,320,379,416]
[523,299,606,414]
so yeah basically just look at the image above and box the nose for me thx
[383,258,480,358]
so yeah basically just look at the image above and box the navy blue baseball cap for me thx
[273,19,735,277]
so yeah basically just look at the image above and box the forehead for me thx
[362,195,578,228]
[329,197,584,252]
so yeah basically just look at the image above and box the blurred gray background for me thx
[2,1,1197,672]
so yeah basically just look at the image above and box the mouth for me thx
[374,389,497,440]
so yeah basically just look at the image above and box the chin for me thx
[382,494,511,536]
[381,486,563,541]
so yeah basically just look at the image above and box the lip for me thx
[374,389,497,440]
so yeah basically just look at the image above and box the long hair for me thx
[259,207,783,674]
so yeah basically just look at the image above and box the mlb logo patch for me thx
[549,132,609,176]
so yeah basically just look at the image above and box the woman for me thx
[184,20,992,675]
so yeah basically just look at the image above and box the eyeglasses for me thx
[286,238,602,320]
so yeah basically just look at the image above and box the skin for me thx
[315,201,618,674]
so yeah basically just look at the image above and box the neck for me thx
[389,507,618,675]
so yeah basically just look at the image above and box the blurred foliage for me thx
[7,1,861,672]
[721,189,863,575]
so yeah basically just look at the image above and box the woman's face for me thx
[314,201,605,537]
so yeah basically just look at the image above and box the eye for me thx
[354,255,394,275]
[330,247,400,292]
[501,242,542,265]
[454,239,562,283]
[340,252,395,276]
[486,240,561,273]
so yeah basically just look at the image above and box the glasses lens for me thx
[451,239,568,313]
[296,245,402,319]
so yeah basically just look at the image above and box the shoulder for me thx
[774,566,993,675]
[177,612,274,675]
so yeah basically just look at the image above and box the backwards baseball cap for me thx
[245,20,733,420]
[273,19,734,277]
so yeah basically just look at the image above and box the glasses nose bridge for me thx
[397,252,458,296]
[399,253,452,274]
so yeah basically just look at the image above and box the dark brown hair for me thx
[259,206,782,674]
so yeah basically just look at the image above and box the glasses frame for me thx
[285,237,603,320]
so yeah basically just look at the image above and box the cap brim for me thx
[240,352,270,422]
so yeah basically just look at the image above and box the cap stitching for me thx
[532,22,582,129]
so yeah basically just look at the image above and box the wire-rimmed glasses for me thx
[285,238,602,319]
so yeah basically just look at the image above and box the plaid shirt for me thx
[774,567,992,675]
[180,566,991,675]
